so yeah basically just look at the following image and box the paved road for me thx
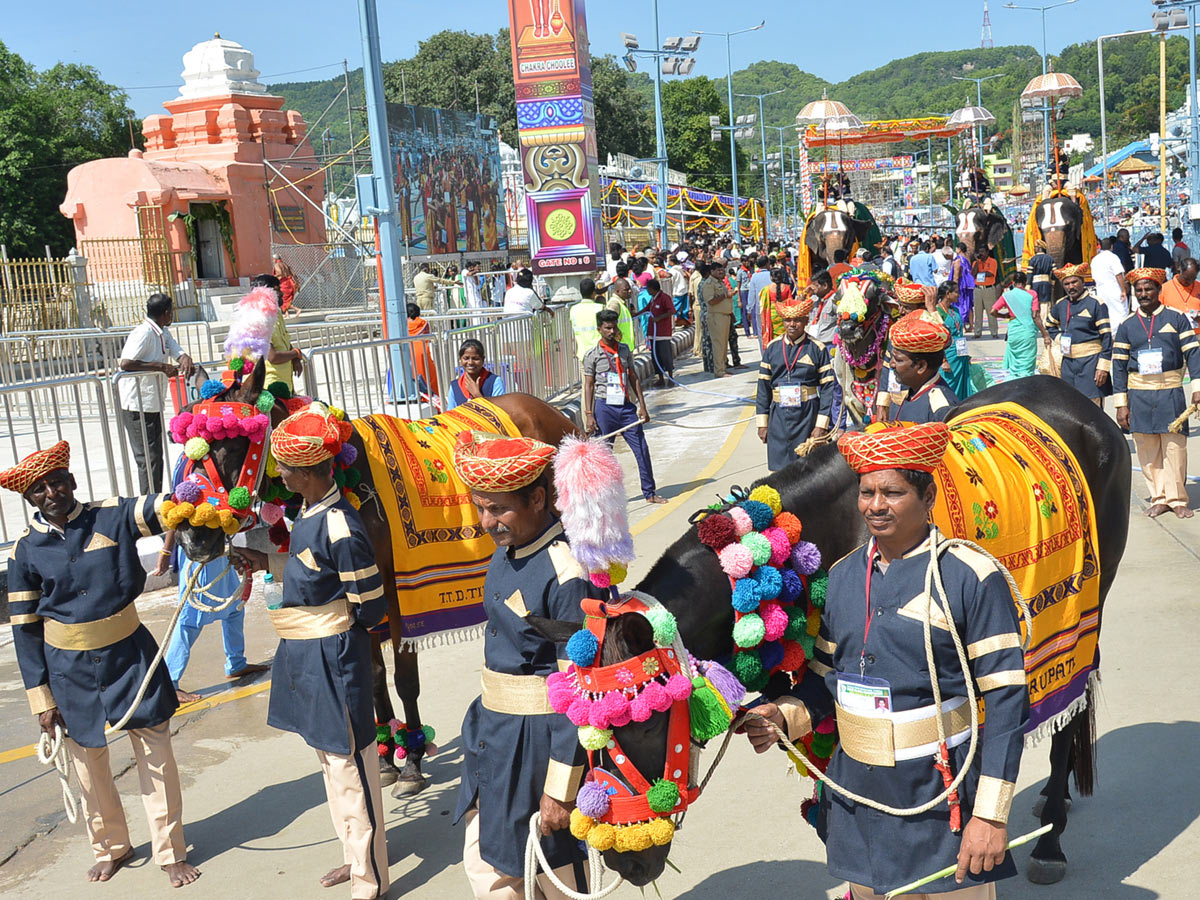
[2,336,1199,898]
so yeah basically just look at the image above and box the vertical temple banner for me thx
[508,0,602,274]
[797,143,813,217]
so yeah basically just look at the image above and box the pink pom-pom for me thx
[763,527,792,568]
[260,502,284,526]
[729,506,753,537]
[551,435,635,572]
[221,413,238,431]
[816,716,836,735]
[588,703,612,729]
[548,687,574,715]
[778,640,806,673]
[395,746,407,760]
[590,571,612,589]
[547,670,568,691]
[600,691,631,727]
[665,673,693,701]
[718,543,755,579]
[630,693,653,722]
[185,423,200,440]
[566,697,593,726]
[761,602,788,642]
[642,681,672,713]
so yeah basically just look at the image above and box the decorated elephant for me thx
[1022,189,1099,271]
[955,204,1008,258]
[797,201,882,284]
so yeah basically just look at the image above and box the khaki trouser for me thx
[463,805,583,900]
[972,284,1001,337]
[709,310,732,376]
[1133,431,1190,508]
[316,741,389,898]
[851,881,996,900]
[68,721,186,866]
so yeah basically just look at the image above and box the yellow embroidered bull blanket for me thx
[353,400,518,647]
[934,402,1100,741]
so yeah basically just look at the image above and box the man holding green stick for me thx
[745,421,1030,899]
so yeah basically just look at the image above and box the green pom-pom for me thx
[810,732,836,759]
[333,468,346,488]
[256,393,275,413]
[422,725,436,744]
[229,357,245,373]
[344,467,362,487]
[228,486,251,510]
[798,631,816,659]
[578,725,612,751]
[733,649,766,690]
[375,725,390,743]
[784,607,807,642]
[809,569,828,607]
[394,730,407,748]
[688,678,733,742]
[266,380,292,400]
[732,613,766,649]
[645,607,678,647]
[646,778,681,814]
[741,532,772,566]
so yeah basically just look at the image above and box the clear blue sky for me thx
[6,0,1156,118]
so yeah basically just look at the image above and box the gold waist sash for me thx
[1064,339,1102,359]
[268,598,352,640]
[43,603,140,651]
[480,667,554,716]
[772,385,819,403]
[836,700,972,768]
[1033,274,1051,284]
[1129,369,1184,390]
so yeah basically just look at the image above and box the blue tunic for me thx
[1112,304,1200,434]
[1045,291,1113,399]
[755,335,835,471]
[893,374,960,424]
[453,520,594,878]
[787,531,1029,895]
[9,495,178,747]
[266,486,386,755]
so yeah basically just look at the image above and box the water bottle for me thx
[263,572,283,610]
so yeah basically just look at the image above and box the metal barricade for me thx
[110,370,187,498]
[0,376,121,555]
[303,334,436,422]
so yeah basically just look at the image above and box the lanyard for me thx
[1138,309,1157,346]
[782,336,807,379]
[457,370,490,401]
[598,341,626,396]
[861,540,878,676]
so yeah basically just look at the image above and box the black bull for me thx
[534,376,1129,887]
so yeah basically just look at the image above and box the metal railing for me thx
[0,255,79,332]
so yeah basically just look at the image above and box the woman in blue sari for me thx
[998,271,1051,379]
[445,339,506,410]
[937,280,974,399]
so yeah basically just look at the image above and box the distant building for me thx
[983,155,1015,192]
[1063,133,1094,155]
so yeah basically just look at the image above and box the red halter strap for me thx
[179,400,267,523]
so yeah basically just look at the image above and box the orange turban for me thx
[776,297,815,319]
[889,310,950,354]
[454,430,555,492]
[893,279,927,307]
[838,422,951,474]
[1053,263,1091,282]
[271,404,352,467]
[0,440,70,494]
[1128,267,1167,286]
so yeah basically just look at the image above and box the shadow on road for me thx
[673,858,841,898]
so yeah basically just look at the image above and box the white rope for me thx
[36,723,78,824]
[524,813,622,900]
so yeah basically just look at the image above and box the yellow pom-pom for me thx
[174,502,196,519]
[218,508,235,528]
[222,518,241,536]
[165,507,188,528]
[806,607,821,637]
[266,455,278,478]
[607,562,627,584]
[191,503,216,525]
[646,817,675,846]
[586,823,616,851]
[161,499,177,515]
[749,485,782,515]
[787,751,808,778]
[614,822,653,853]
[569,809,594,840]
[329,406,346,420]
[346,492,361,510]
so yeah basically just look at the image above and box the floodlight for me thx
[1153,10,1170,31]
[711,130,723,142]
[677,58,695,75]
[680,36,701,52]
[623,54,637,73]
[662,36,682,50]
[1171,9,1188,26]
[709,115,722,127]
[662,58,677,75]
[621,32,639,49]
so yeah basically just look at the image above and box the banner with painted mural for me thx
[386,103,507,255]
[508,0,602,274]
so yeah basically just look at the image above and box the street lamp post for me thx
[737,89,785,238]
[1152,2,1200,242]
[759,122,791,239]
[952,72,1004,160]
[1004,0,1078,189]
[693,22,765,245]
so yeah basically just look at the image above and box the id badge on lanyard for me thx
[1138,348,1164,375]
[837,672,893,715]
[1059,335,1072,356]
[954,336,969,357]
[777,385,804,407]
[887,369,902,394]
[604,371,625,405]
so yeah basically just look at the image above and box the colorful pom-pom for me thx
[731,577,762,613]
[741,532,772,567]
[732,612,766,648]
[697,513,737,550]
[336,444,358,466]
[589,571,612,589]
[665,673,693,702]
[780,569,803,604]
[566,629,599,667]
[642,681,672,714]
[570,809,595,840]
[616,823,654,853]
[566,697,593,726]
[809,569,829,607]
[578,725,612,751]
[645,607,678,647]
[784,606,807,641]
[759,640,785,671]
[266,381,291,400]
[773,511,803,544]
[718,543,755,579]
[256,393,275,413]
[576,781,612,819]
[806,606,822,637]
[200,379,225,399]
[646,779,680,814]
[763,526,792,567]
[646,817,675,846]
[630,692,653,722]
[184,437,210,461]
[242,361,255,375]
[791,541,822,576]
[588,823,616,851]
[267,520,291,548]
[229,357,245,373]
[600,691,631,727]
[740,499,774,531]
[748,485,782,515]
[754,565,782,601]
[608,562,627,584]
[733,649,766,691]
[174,480,203,504]
[761,602,789,642]
[728,506,753,537]
[228,486,251,510]
[778,640,806,673]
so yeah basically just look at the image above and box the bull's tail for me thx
[1071,679,1098,797]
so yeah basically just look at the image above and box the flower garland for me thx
[833,311,890,371]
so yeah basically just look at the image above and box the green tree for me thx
[0,42,137,255]
[661,76,749,194]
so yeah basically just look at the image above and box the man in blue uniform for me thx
[1113,267,1200,519]
[4,441,200,887]
[1044,263,1112,406]
[756,297,834,471]
[746,422,1029,899]
[889,311,961,424]
[236,404,388,899]
[451,430,594,899]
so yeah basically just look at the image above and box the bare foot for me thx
[87,848,134,882]
[1146,503,1172,518]
[320,864,351,888]
[163,860,201,887]
[226,663,270,679]
[1174,506,1195,519]
[176,689,202,704]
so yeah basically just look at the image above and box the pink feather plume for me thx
[223,286,280,361]
[553,435,634,572]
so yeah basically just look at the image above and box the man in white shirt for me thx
[502,267,545,316]
[668,252,691,322]
[1092,237,1129,326]
[933,243,954,287]
[117,293,194,493]
[462,261,484,309]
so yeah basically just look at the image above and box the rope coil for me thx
[524,812,623,900]
[37,723,78,824]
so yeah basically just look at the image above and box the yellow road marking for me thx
[631,406,754,537]
[0,680,272,765]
